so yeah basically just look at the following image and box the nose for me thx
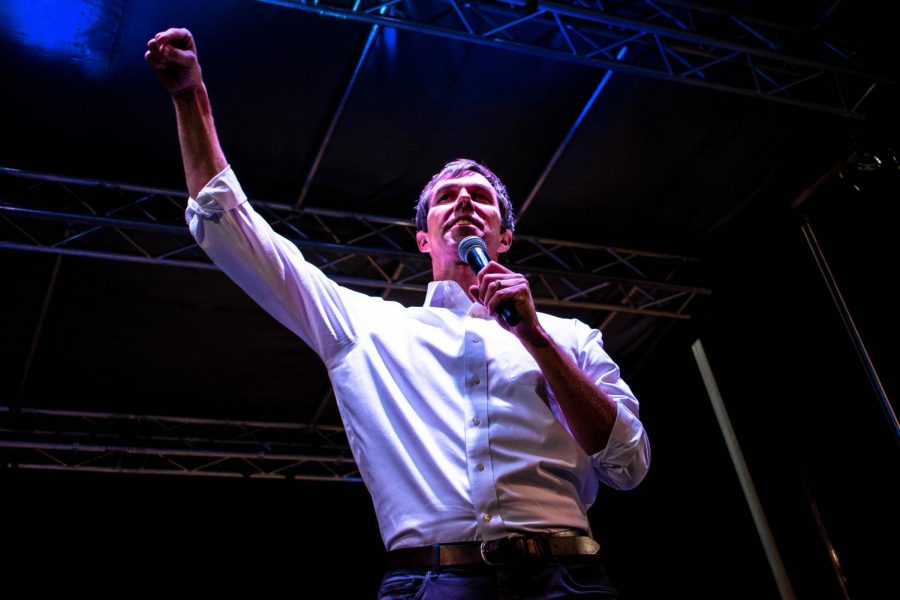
[455,187,473,207]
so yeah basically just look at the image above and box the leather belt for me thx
[386,533,600,569]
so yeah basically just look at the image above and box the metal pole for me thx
[0,439,352,464]
[295,24,381,208]
[799,216,899,443]
[517,46,627,222]
[15,252,63,410]
[0,405,345,432]
[691,339,797,600]
[801,476,851,599]
[10,463,360,482]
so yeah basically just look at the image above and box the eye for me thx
[436,193,451,203]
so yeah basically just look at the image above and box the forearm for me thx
[172,85,227,198]
[519,327,618,454]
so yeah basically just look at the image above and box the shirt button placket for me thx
[464,324,499,539]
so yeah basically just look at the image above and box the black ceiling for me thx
[2,2,898,595]
[2,0,896,428]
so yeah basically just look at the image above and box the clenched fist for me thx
[145,28,203,96]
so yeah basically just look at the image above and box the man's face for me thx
[416,171,512,264]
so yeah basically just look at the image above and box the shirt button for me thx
[483,513,492,521]
[476,463,485,472]
[472,376,480,385]
[472,417,481,426]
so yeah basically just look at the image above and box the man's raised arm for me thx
[143,29,365,362]
[145,28,226,198]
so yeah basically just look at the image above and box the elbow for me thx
[594,429,651,491]
[612,459,649,491]
[610,449,651,491]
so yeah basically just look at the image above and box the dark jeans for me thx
[377,558,620,599]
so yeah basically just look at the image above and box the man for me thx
[146,27,649,599]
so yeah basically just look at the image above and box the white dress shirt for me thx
[187,166,650,550]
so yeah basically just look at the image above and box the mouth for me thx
[446,217,480,231]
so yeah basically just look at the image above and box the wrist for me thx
[518,324,552,351]
[170,83,205,102]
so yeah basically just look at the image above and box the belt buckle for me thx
[479,537,521,566]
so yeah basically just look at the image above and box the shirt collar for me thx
[424,280,490,319]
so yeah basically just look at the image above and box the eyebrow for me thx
[432,181,495,199]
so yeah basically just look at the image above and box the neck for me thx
[432,259,479,301]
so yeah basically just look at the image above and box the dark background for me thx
[2,1,897,597]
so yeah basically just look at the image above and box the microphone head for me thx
[457,235,487,262]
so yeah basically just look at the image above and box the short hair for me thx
[415,158,515,234]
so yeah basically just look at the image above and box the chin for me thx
[450,225,480,239]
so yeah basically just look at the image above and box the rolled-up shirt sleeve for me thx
[185,165,365,365]
[577,326,651,491]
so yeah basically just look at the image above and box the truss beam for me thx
[254,0,891,118]
[0,407,358,481]
[1,168,709,320]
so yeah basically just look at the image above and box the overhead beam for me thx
[254,0,891,118]
[1,168,708,321]
[517,45,626,222]
[296,23,382,208]
[0,406,359,482]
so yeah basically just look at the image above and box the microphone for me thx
[457,235,521,326]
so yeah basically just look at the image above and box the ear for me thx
[497,229,513,255]
[416,230,431,254]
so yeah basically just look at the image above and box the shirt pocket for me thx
[491,340,547,390]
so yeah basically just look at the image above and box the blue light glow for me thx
[382,27,397,61]
[0,0,112,76]
[573,45,628,131]
[378,4,397,62]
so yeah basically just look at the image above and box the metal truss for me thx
[254,0,890,119]
[0,406,358,481]
[0,167,709,320]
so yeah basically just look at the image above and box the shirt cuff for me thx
[591,401,650,490]
[188,165,247,218]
